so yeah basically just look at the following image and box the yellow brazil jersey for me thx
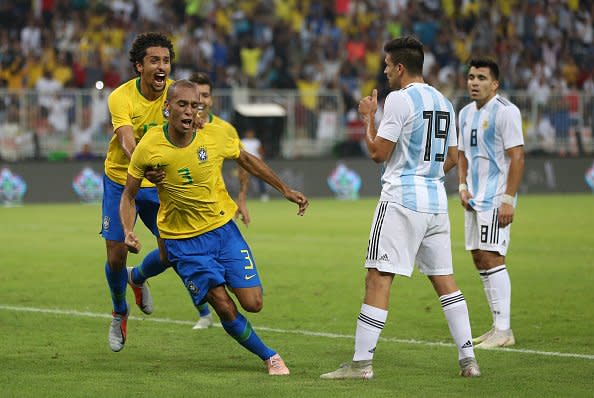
[203,113,243,217]
[128,122,240,239]
[106,77,173,187]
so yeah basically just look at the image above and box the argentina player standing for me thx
[321,36,480,380]
[458,57,525,349]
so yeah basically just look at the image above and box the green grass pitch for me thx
[0,195,593,397]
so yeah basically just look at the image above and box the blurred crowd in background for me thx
[1,0,593,159]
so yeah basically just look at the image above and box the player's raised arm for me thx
[235,149,309,216]
[119,173,143,253]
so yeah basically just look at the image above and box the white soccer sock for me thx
[353,303,387,362]
[479,271,495,323]
[482,265,511,330]
[440,290,475,360]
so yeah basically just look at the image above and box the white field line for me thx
[1,304,593,361]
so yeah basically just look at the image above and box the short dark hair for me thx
[468,57,499,80]
[129,32,175,75]
[188,71,212,92]
[383,36,424,76]
[166,79,197,101]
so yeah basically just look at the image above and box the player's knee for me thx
[472,251,504,270]
[471,250,488,269]
[365,270,391,292]
[241,296,263,313]
[106,241,128,270]
[208,291,237,320]
[106,252,127,270]
[211,300,236,320]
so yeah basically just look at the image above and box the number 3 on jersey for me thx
[177,167,193,185]
[423,110,450,162]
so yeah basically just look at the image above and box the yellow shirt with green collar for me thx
[106,77,173,187]
[128,120,240,239]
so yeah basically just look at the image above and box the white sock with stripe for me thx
[480,265,511,330]
[353,303,387,361]
[440,290,475,360]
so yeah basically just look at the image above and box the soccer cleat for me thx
[192,314,214,330]
[320,360,374,380]
[473,327,495,344]
[459,357,481,377]
[475,328,515,349]
[264,353,290,376]
[109,310,128,352]
[127,267,153,315]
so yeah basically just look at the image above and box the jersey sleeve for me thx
[498,105,524,149]
[447,102,458,148]
[226,123,244,149]
[108,89,133,133]
[377,92,409,143]
[457,106,468,152]
[224,135,241,159]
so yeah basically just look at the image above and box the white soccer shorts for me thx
[464,208,511,256]
[364,201,453,276]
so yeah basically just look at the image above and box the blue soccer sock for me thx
[131,248,168,285]
[105,262,128,315]
[221,313,275,360]
[197,303,211,317]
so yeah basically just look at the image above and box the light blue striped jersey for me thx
[458,94,524,211]
[377,82,457,214]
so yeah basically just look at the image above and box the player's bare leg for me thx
[233,286,263,313]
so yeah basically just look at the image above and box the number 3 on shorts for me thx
[241,249,254,270]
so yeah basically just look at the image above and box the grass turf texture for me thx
[0,195,592,397]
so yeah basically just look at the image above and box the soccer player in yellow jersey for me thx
[120,80,309,375]
[104,33,252,351]
[102,32,174,352]
[187,71,249,330]
[125,72,251,330]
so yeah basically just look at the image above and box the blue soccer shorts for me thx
[165,220,262,306]
[100,174,160,242]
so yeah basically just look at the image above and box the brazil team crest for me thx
[186,280,200,296]
[198,147,208,162]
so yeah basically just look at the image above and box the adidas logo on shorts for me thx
[379,253,389,261]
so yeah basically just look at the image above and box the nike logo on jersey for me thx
[244,274,257,280]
